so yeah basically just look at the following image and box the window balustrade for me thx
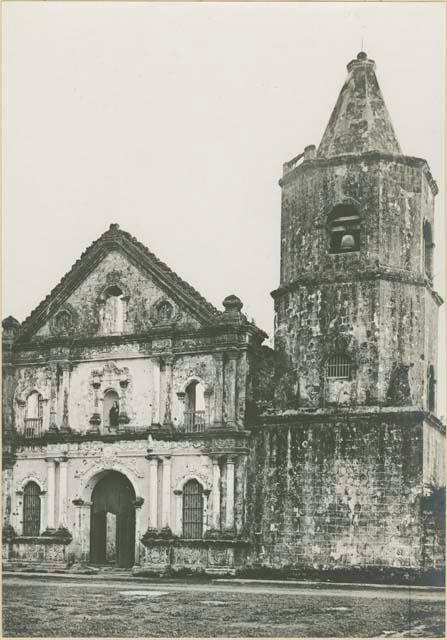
[183,411,206,433]
[24,418,43,438]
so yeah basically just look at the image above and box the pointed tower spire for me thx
[317,52,402,158]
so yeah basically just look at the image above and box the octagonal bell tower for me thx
[273,52,441,411]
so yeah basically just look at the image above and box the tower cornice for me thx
[280,151,438,196]
[271,267,443,306]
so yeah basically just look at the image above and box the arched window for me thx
[423,221,434,280]
[427,365,436,412]
[101,285,125,334]
[23,482,41,536]
[182,479,204,539]
[325,354,352,380]
[103,389,120,430]
[25,391,43,437]
[184,381,206,432]
[328,204,360,254]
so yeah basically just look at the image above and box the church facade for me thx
[2,52,445,579]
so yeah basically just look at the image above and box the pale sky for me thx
[2,2,445,412]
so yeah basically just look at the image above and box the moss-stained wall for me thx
[34,250,202,339]
[279,157,434,281]
[246,415,425,570]
[275,153,439,411]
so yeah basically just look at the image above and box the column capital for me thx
[213,351,225,362]
[72,499,92,508]
[133,497,144,508]
[163,455,172,461]
[226,455,237,465]
[226,348,240,360]
[162,354,175,366]
[145,454,160,463]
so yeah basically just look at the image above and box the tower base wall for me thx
[246,411,445,578]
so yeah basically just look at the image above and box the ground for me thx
[2,575,444,638]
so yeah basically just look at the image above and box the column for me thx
[163,356,174,426]
[147,456,159,529]
[211,458,221,530]
[161,456,172,528]
[213,352,224,427]
[119,373,130,424]
[49,364,58,432]
[89,372,101,432]
[73,500,92,564]
[58,457,68,528]
[174,489,183,536]
[60,362,71,432]
[176,392,185,430]
[46,458,56,530]
[226,349,239,428]
[152,358,161,424]
[225,456,236,530]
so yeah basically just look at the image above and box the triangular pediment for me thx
[19,224,221,341]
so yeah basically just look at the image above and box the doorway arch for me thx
[89,471,136,568]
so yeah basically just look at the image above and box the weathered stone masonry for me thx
[2,51,445,579]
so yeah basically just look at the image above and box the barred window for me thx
[423,221,434,280]
[428,365,436,412]
[23,482,41,536]
[182,480,204,539]
[326,355,352,380]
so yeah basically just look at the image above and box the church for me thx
[2,52,445,580]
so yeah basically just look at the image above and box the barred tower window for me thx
[423,221,434,280]
[328,204,360,254]
[325,354,352,380]
[428,365,436,412]
[23,482,41,536]
[182,480,204,539]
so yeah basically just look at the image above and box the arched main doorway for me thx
[90,471,136,568]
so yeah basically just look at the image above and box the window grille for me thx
[423,221,434,280]
[428,366,436,412]
[326,355,352,379]
[182,480,204,539]
[23,482,41,536]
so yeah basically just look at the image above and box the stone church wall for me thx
[34,250,202,340]
[246,414,426,571]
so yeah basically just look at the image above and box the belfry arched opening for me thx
[89,471,136,568]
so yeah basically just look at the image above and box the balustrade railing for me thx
[24,418,43,438]
[115,424,150,435]
[183,411,206,433]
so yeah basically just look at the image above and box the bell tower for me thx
[273,52,441,411]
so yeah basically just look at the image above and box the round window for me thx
[157,301,174,322]
[53,310,73,335]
